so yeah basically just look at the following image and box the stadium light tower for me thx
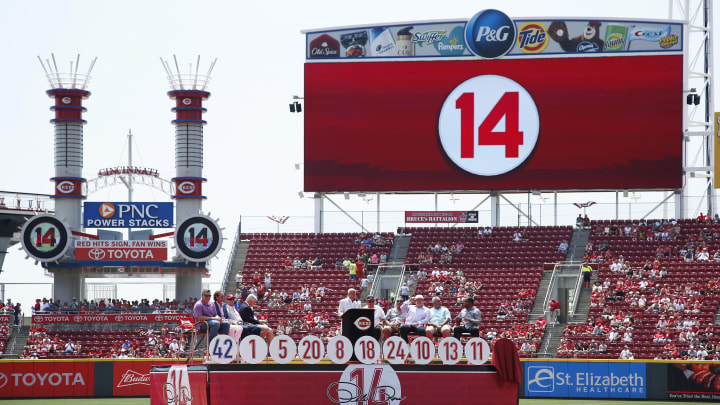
[161,55,217,299]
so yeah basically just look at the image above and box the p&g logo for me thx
[465,9,516,58]
[527,366,555,392]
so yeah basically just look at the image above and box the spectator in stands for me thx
[399,284,409,301]
[576,214,584,228]
[453,297,481,339]
[483,227,492,237]
[583,215,590,228]
[348,261,357,280]
[193,288,230,343]
[64,339,75,354]
[311,257,324,270]
[360,277,369,293]
[363,296,385,341]
[383,298,406,340]
[619,346,634,360]
[558,240,569,254]
[240,294,274,343]
[582,263,593,289]
[425,297,451,339]
[548,299,561,322]
[399,295,430,343]
[337,288,360,317]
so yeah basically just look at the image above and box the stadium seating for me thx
[562,219,720,360]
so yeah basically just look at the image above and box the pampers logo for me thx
[464,9,516,58]
[527,366,555,392]
[434,26,465,56]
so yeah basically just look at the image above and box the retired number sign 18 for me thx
[438,75,539,176]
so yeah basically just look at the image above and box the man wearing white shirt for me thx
[337,288,360,317]
[364,295,386,340]
[222,294,244,343]
[399,295,431,343]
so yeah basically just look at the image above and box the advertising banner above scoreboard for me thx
[305,11,682,60]
[83,202,173,228]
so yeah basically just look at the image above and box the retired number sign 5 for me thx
[175,215,223,262]
[438,75,539,176]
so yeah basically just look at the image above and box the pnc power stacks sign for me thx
[303,10,683,192]
[83,202,173,228]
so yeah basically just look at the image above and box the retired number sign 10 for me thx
[438,75,539,176]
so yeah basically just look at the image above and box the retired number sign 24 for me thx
[438,75,539,176]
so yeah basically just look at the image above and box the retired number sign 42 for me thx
[438,75,539,176]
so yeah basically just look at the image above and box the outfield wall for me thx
[0,358,718,401]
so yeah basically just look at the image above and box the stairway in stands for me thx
[224,240,250,297]
[6,325,29,358]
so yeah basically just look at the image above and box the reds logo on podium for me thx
[353,316,372,331]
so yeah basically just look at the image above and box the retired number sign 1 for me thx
[20,215,71,262]
[174,215,223,262]
[438,75,539,176]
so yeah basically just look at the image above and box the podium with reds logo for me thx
[341,308,375,360]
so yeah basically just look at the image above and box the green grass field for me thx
[0,399,716,405]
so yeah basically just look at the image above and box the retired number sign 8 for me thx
[438,75,539,176]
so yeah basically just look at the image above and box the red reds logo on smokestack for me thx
[178,181,196,194]
[353,316,372,331]
[56,181,75,194]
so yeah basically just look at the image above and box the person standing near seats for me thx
[363,295,386,341]
[453,297,482,339]
[399,295,430,343]
[582,263,593,289]
[337,288,360,317]
[193,289,230,343]
[239,294,274,343]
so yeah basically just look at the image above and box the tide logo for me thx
[516,22,548,53]
[99,203,116,219]
[353,316,372,331]
[56,181,75,194]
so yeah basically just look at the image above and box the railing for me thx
[567,263,587,321]
[541,263,561,318]
[0,191,53,213]
[221,220,243,294]
[537,318,559,358]
[393,265,408,304]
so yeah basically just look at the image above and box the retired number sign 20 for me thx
[438,75,539,176]
[20,215,71,262]
[174,215,222,262]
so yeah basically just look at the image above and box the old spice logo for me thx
[117,370,150,388]
[178,181,195,194]
[353,316,372,331]
[56,181,75,194]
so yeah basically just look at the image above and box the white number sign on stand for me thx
[298,335,325,364]
[327,335,353,364]
[438,337,462,365]
[465,337,491,365]
[209,335,238,364]
[239,335,268,364]
[409,336,435,365]
[269,335,297,364]
[353,336,381,365]
[382,336,409,365]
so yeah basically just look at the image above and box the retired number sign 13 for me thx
[175,215,222,262]
[438,75,539,176]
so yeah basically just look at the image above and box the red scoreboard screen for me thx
[303,55,682,192]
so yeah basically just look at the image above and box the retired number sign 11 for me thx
[438,75,539,176]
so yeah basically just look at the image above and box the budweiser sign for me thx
[32,314,183,324]
[117,370,150,388]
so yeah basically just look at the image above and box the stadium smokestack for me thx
[161,56,216,300]
[39,54,96,235]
